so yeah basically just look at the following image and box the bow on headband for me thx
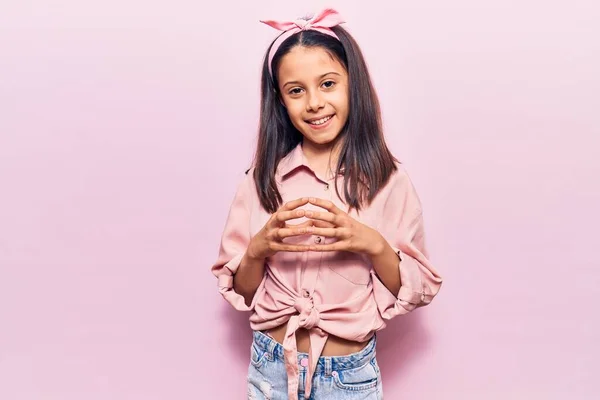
[260,8,345,77]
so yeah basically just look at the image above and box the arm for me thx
[212,172,313,310]
[233,250,266,308]
[365,235,402,296]
[370,168,443,319]
[211,171,266,311]
[303,170,443,320]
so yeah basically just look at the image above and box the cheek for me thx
[286,103,305,121]
[331,92,349,112]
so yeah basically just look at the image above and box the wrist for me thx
[246,241,265,262]
[367,232,387,258]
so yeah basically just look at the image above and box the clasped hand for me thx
[247,197,384,260]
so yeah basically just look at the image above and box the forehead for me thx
[277,46,346,82]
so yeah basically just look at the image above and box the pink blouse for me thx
[211,143,442,399]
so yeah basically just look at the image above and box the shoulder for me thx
[230,166,258,203]
[378,161,423,213]
[384,161,414,192]
[242,166,257,189]
[388,160,409,183]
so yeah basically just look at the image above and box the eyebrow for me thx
[282,72,342,89]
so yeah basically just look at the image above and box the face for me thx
[277,46,349,147]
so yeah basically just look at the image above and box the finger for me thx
[269,199,310,227]
[304,210,338,225]
[279,197,310,211]
[309,241,347,252]
[275,209,306,224]
[310,219,335,229]
[308,197,343,215]
[277,226,312,239]
[271,243,312,252]
[285,219,314,229]
[306,226,344,238]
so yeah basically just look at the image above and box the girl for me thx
[211,8,442,400]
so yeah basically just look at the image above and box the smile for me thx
[306,115,334,126]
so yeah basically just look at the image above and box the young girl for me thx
[211,8,443,400]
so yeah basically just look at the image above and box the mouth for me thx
[305,114,334,128]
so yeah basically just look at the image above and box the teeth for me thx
[309,115,332,125]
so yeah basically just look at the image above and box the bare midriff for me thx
[263,321,369,356]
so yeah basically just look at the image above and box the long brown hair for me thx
[252,25,398,213]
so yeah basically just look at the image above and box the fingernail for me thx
[309,197,316,202]
[297,210,305,216]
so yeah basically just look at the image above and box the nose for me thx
[305,90,325,112]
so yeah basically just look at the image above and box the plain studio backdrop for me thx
[1,1,599,399]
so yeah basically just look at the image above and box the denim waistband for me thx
[252,330,376,374]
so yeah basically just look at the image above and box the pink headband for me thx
[260,8,345,78]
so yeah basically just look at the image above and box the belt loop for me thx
[325,357,332,377]
[267,336,277,358]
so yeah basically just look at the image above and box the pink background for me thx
[1,1,599,399]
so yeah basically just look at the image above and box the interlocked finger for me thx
[310,219,335,229]
[275,209,306,225]
[270,242,312,252]
[285,219,314,229]
[305,210,339,225]
[308,226,345,239]
[277,225,311,239]
[310,241,347,252]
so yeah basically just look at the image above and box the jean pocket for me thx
[332,360,379,392]
[250,342,270,369]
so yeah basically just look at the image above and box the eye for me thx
[289,87,304,95]
[322,80,336,89]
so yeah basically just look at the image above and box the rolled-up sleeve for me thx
[211,170,265,312]
[371,167,443,320]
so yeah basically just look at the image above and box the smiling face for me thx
[277,46,349,148]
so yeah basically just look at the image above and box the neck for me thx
[301,137,344,179]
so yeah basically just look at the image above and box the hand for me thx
[304,197,385,256]
[247,197,314,260]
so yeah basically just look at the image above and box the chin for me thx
[303,128,342,145]
[305,134,338,146]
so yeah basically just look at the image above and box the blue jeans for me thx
[247,330,383,399]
